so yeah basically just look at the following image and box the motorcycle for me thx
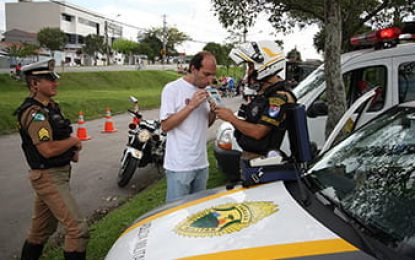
[117,96,166,187]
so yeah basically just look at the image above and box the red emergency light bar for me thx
[350,27,401,48]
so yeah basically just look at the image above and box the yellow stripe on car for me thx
[179,238,358,260]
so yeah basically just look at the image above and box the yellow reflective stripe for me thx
[179,238,358,260]
[262,47,281,58]
[121,187,245,236]
[237,51,255,63]
[258,55,284,71]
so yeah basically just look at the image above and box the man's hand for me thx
[188,90,208,110]
[214,107,236,123]
[208,97,217,112]
[72,135,82,151]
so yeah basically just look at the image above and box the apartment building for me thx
[5,0,123,66]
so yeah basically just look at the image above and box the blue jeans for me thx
[165,167,209,202]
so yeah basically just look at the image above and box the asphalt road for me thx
[0,95,242,259]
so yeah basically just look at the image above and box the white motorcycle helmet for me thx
[229,40,285,81]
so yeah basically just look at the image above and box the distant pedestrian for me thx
[15,59,89,260]
[15,63,22,80]
[160,51,217,202]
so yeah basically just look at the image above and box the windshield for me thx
[292,65,325,100]
[307,106,415,250]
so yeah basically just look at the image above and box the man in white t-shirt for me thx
[160,51,217,202]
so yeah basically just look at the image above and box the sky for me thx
[0,0,322,60]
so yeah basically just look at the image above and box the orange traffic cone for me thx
[76,111,91,141]
[101,107,117,133]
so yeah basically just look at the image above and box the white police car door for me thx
[319,88,378,155]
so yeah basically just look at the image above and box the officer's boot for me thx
[20,240,44,260]
[64,251,86,260]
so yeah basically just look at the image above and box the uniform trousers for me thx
[26,165,89,252]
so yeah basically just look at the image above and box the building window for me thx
[61,13,73,22]
[78,17,98,28]
[66,33,77,44]
[78,35,84,44]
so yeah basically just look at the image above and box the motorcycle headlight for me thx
[138,129,151,142]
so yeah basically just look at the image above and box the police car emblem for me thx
[174,201,278,237]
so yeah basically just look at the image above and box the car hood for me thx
[106,182,360,260]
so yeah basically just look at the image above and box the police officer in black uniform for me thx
[215,40,296,161]
[15,59,88,260]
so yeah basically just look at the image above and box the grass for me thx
[40,142,227,260]
[0,70,179,135]
[0,66,243,135]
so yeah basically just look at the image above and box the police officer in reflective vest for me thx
[215,40,297,161]
[15,59,89,260]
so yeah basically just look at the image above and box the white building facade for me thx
[5,0,123,66]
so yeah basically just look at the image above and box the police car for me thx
[106,90,415,260]
[214,25,415,181]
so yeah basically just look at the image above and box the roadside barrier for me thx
[101,107,117,133]
[76,111,91,141]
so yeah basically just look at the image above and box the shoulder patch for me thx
[38,127,50,141]
[267,105,281,118]
[32,112,46,122]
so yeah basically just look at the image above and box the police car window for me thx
[346,66,387,112]
[292,67,325,100]
[308,107,415,247]
[398,62,415,103]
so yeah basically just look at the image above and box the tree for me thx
[83,34,104,66]
[37,27,68,58]
[135,42,155,62]
[213,0,413,52]
[203,42,235,68]
[287,47,302,62]
[6,43,39,65]
[324,0,346,138]
[143,27,190,60]
[112,38,139,65]
[211,0,414,137]
[140,32,163,63]
[203,42,225,65]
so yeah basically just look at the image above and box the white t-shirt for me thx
[160,78,210,171]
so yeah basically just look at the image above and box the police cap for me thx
[21,59,60,81]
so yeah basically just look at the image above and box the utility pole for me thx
[243,25,247,43]
[104,20,110,65]
[162,14,167,64]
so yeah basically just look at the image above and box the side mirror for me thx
[307,100,328,118]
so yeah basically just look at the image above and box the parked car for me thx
[285,59,322,88]
[215,26,415,181]
[106,93,415,260]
